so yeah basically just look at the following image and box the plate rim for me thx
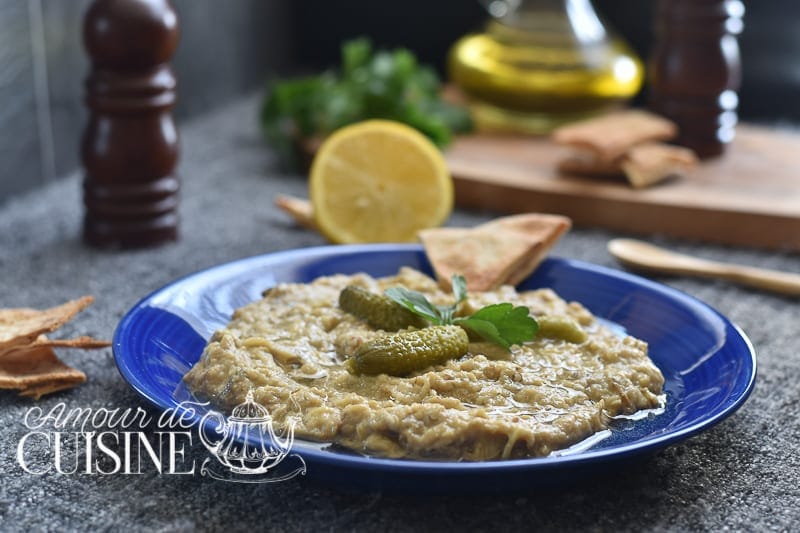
[113,243,757,473]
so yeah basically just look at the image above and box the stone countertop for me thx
[0,96,797,531]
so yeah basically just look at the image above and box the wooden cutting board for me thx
[446,124,800,251]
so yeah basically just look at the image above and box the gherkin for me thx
[347,325,469,376]
[339,285,428,331]
[537,315,587,344]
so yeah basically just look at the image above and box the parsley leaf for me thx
[384,274,538,350]
[385,287,442,324]
[456,303,538,350]
[438,274,467,323]
[451,274,468,305]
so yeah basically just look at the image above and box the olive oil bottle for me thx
[449,0,643,133]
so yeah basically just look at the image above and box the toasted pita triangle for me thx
[274,194,317,230]
[552,110,677,161]
[0,334,110,359]
[418,227,540,291]
[0,345,86,395]
[621,142,698,189]
[18,380,86,400]
[0,296,94,350]
[477,214,572,285]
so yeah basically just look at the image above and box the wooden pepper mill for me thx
[82,0,180,247]
[649,0,744,158]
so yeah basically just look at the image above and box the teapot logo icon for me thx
[198,390,306,482]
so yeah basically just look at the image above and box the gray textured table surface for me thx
[1,97,797,532]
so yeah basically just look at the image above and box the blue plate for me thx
[114,244,756,492]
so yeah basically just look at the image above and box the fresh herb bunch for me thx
[261,38,472,167]
[385,275,538,350]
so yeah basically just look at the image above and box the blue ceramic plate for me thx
[114,244,756,492]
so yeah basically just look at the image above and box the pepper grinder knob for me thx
[82,0,180,248]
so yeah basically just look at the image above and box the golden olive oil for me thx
[449,5,643,133]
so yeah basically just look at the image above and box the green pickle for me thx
[339,285,428,331]
[347,325,469,376]
[537,315,587,344]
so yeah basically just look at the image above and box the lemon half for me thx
[309,120,453,244]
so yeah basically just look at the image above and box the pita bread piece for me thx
[557,142,697,189]
[477,214,572,285]
[0,334,110,359]
[557,151,624,177]
[0,344,86,400]
[621,143,698,188]
[552,110,678,162]
[0,296,94,350]
[275,194,317,230]
[418,227,539,291]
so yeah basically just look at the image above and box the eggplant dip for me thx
[183,267,664,461]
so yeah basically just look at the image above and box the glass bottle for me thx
[448,0,644,133]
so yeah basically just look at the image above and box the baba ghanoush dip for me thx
[183,268,664,461]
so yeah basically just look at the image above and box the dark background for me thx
[291,0,799,123]
[2,0,798,204]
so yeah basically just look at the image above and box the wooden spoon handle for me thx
[608,238,800,297]
[721,264,800,296]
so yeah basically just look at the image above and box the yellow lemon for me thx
[309,120,453,244]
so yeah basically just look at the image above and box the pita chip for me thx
[0,296,94,350]
[275,194,317,230]
[557,141,697,188]
[557,151,624,177]
[0,345,86,400]
[0,334,110,359]
[552,110,678,162]
[0,296,108,399]
[477,214,572,285]
[418,227,541,291]
[19,381,85,400]
[621,142,698,188]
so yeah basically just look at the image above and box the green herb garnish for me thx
[261,38,472,168]
[385,275,538,350]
